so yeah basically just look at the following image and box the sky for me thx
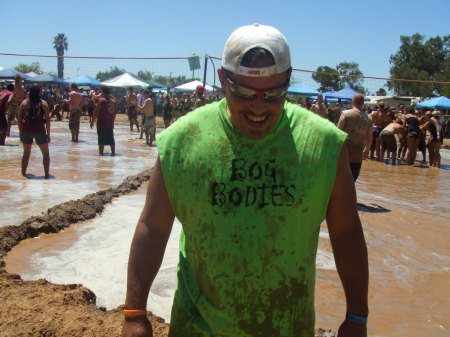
[1,0,449,90]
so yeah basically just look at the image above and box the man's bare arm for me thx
[326,147,369,336]
[337,113,346,130]
[122,157,175,336]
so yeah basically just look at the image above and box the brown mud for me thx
[0,168,335,337]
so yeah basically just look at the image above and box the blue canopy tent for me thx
[287,83,319,96]
[416,96,450,110]
[64,75,100,87]
[0,68,28,79]
[309,91,351,103]
[24,73,65,84]
[327,86,369,101]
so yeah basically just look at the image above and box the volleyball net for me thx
[1,53,449,101]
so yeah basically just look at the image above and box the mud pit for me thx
[0,168,336,337]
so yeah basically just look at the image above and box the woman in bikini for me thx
[17,86,51,178]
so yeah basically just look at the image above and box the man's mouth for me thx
[244,113,268,123]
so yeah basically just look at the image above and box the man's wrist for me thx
[346,312,368,324]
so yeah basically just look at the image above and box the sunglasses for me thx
[222,71,289,103]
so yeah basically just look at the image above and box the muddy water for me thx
[0,120,158,227]
[3,123,450,337]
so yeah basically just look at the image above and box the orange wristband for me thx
[123,309,147,317]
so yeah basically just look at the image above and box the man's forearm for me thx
[124,221,171,309]
[330,226,369,316]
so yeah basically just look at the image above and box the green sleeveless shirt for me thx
[156,99,347,337]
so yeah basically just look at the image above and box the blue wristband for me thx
[346,313,368,324]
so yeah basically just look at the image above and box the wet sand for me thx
[1,118,450,336]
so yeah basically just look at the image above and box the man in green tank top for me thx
[122,24,369,337]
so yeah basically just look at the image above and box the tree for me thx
[137,70,153,82]
[312,66,341,92]
[376,88,387,96]
[336,61,366,94]
[96,66,126,81]
[14,62,43,75]
[53,33,68,79]
[387,33,450,96]
[312,63,366,93]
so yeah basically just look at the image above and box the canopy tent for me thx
[173,80,214,93]
[287,83,319,96]
[152,88,167,94]
[101,72,149,88]
[327,86,369,101]
[25,72,38,77]
[0,68,28,79]
[24,73,65,84]
[416,96,450,110]
[64,74,100,87]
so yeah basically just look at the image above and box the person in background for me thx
[379,121,404,165]
[427,110,443,168]
[0,83,14,145]
[194,85,207,108]
[369,103,392,160]
[417,108,429,164]
[90,86,117,156]
[6,74,25,137]
[17,85,51,178]
[338,93,373,181]
[122,23,368,337]
[310,94,327,118]
[137,90,156,146]
[65,82,83,142]
[404,108,424,166]
[162,94,174,128]
[127,87,140,133]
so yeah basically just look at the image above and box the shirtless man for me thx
[137,90,155,146]
[194,85,207,109]
[310,94,327,118]
[0,84,14,145]
[127,87,140,132]
[369,103,392,161]
[64,82,84,142]
[338,93,372,181]
[379,122,403,165]
[6,75,25,137]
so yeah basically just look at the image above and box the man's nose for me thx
[249,98,267,115]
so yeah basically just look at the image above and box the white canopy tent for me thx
[173,80,214,93]
[100,72,149,88]
[25,72,38,77]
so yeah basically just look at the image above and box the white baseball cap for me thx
[222,23,291,77]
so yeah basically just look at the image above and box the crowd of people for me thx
[0,75,123,177]
[0,74,222,178]
[305,94,447,170]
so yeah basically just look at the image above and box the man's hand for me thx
[121,316,153,337]
[47,134,51,143]
[337,320,367,337]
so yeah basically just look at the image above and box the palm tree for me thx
[53,33,68,79]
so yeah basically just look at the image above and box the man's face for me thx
[219,70,289,140]
[317,95,323,104]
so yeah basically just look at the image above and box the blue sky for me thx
[1,0,449,89]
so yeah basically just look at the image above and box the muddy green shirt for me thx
[156,99,347,337]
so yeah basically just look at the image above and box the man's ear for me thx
[217,69,226,95]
